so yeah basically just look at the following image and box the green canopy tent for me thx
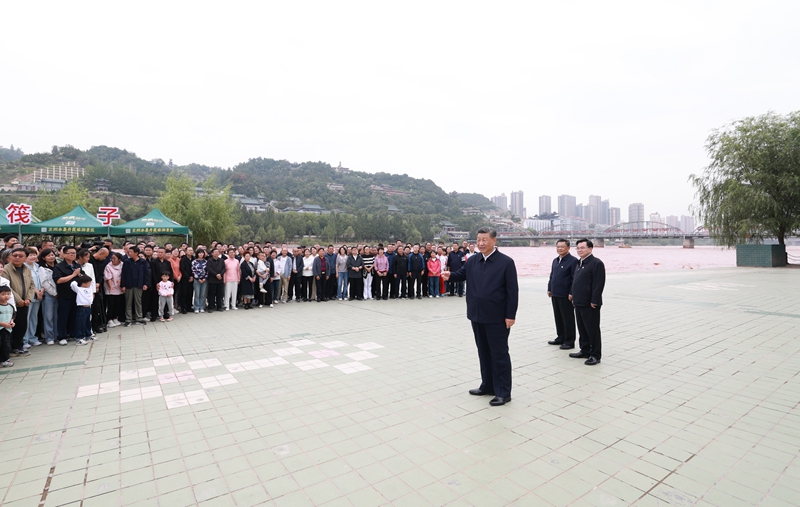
[19,205,107,237]
[0,210,41,236]
[109,209,192,243]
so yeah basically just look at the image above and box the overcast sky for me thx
[3,1,798,220]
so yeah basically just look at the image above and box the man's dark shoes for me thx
[123,322,132,327]
[489,396,511,406]
[584,357,600,366]
[569,352,589,358]
[559,343,575,350]
[469,388,493,396]
[547,339,563,346]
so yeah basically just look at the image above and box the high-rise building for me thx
[681,215,696,234]
[510,191,524,218]
[628,203,645,223]
[492,193,508,211]
[601,199,610,225]
[649,212,662,223]
[609,207,621,225]
[558,194,576,218]
[588,195,602,224]
[666,215,680,229]
[538,195,551,216]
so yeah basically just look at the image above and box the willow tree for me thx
[690,111,800,246]
[158,174,238,245]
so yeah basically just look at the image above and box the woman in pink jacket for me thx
[223,249,240,310]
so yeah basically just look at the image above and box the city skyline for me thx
[499,190,693,225]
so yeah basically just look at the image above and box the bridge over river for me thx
[497,221,708,248]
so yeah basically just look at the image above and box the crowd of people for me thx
[0,235,478,368]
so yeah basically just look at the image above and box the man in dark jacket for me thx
[205,249,225,312]
[179,247,194,315]
[443,227,519,406]
[121,246,150,326]
[569,238,606,366]
[407,245,425,299]
[53,246,84,343]
[447,243,465,297]
[324,245,337,300]
[393,247,408,299]
[547,239,578,349]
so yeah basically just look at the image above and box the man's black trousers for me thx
[575,305,601,359]
[551,296,576,346]
[471,321,512,398]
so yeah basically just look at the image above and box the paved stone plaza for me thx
[1,267,799,506]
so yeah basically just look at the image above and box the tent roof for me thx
[19,206,108,236]
[109,209,191,236]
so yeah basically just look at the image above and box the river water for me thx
[498,245,800,276]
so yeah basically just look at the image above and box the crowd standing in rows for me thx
[0,235,479,368]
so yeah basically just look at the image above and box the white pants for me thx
[224,281,238,309]
[363,273,373,299]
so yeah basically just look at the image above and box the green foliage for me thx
[33,180,102,220]
[157,174,239,245]
[690,111,800,246]
[0,145,23,163]
[455,192,494,209]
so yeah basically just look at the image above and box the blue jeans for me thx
[337,272,348,299]
[41,294,58,343]
[75,307,91,340]
[428,276,440,297]
[270,279,280,302]
[23,299,41,344]
[193,280,208,311]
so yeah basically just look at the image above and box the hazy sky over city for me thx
[3,1,798,220]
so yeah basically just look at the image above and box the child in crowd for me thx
[0,286,16,367]
[427,254,441,298]
[157,272,175,322]
[70,275,93,345]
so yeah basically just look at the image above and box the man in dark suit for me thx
[569,238,605,365]
[443,227,519,406]
[547,239,578,349]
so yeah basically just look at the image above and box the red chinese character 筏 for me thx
[97,207,121,226]
[6,203,32,225]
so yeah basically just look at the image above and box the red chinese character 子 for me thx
[97,207,121,226]
[6,203,32,225]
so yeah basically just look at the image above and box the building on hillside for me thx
[437,221,470,240]
[298,204,329,215]
[460,206,483,216]
[327,183,345,192]
[95,178,110,192]
[370,184,409,197]
[335,162,350,173]
[387,205,403,214]
[240,199,267,212]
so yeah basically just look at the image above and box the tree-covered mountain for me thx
[1,145,499,244]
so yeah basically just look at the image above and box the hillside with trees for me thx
[1,145,496,244]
